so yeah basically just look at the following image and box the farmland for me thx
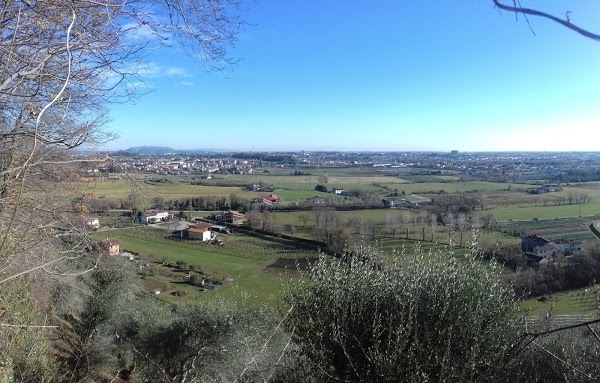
[80,177,263,200]
[92,223,494,305]
[497,217,598,242]
[82,152,600,315]
[92,227,319,306]
[520,285,600,316]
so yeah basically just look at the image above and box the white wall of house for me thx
[553,243,571,253]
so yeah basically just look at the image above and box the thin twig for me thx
[493,0,600,41]
[531,339,595,380]
[0,323,58,329]
[523,318,600,338]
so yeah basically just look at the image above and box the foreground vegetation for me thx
[3,245,600,382]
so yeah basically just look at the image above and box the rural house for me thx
[261,193,279,203]
[306,196,326,204]
[214,210,245,224]
[256,197,275,209]
[100,239,120,256]
[383,198,401,208]
[522,235,584,258]
[85,218,100,229]
[184,224,213,241]
[521,235,548,253]
[139,210,172,224]
[404,194,431,206]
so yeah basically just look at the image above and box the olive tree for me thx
[283,246,523,382]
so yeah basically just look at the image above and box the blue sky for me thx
[107,1,600,152]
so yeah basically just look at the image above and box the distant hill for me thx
[121,146,232,154]
[125,146,176,154]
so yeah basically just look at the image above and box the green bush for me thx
[283,246,522,382]
[0,280,56,382]
[112,300,287,382]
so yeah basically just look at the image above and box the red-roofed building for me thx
[100,239,120,256]
[214,210,245,224]
[184,224,213,241]
[257,197,274,207]
[261,194,279,203]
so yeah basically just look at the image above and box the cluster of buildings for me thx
[383,195,432,209]
[139,210,173,224]
[522,235,584,262]
[93,156,256,176]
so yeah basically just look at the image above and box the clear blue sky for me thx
[107,1,600,152]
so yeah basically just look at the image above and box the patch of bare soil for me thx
[141,279,169,293]
[265,257,314,274]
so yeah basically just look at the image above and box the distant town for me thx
[90,147,600,185]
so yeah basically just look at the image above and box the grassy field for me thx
[368,237,471,257]
[383,181,536,194]
[520,285,600,316]
[274,182,384,192]
[92,227,318,306]
[80,178,262,200]
[272,189,338,202]
[476,184,600,221]
[225,174,408,185]
[479,202,600,221]
[400,175,461,183]
[497,217,598,242]
[91,223,600,315]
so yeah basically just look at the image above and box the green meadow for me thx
[479,202,600,221]
[520,285,600,316]
[92,227,318,306]
[81,178,262,200]
[385,181,536,194]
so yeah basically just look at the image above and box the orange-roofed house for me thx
[100,239,120,256]
[184,224,213,241]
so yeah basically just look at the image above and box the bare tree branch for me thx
[493,0,600,41]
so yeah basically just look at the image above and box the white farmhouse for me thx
[139,210,171,224]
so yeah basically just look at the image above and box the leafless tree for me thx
[419,210,428,241]
[297,214,308,227]
[400,211,412,239]
[446,212,455,245]
[365,219,378,240]
[313,209,341,245]
[385,213,399,238]
[0,0,246,281]
[457,213,468,247]
[430,213,437,242]
[245,209,262,230]
[347,215,364,235]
